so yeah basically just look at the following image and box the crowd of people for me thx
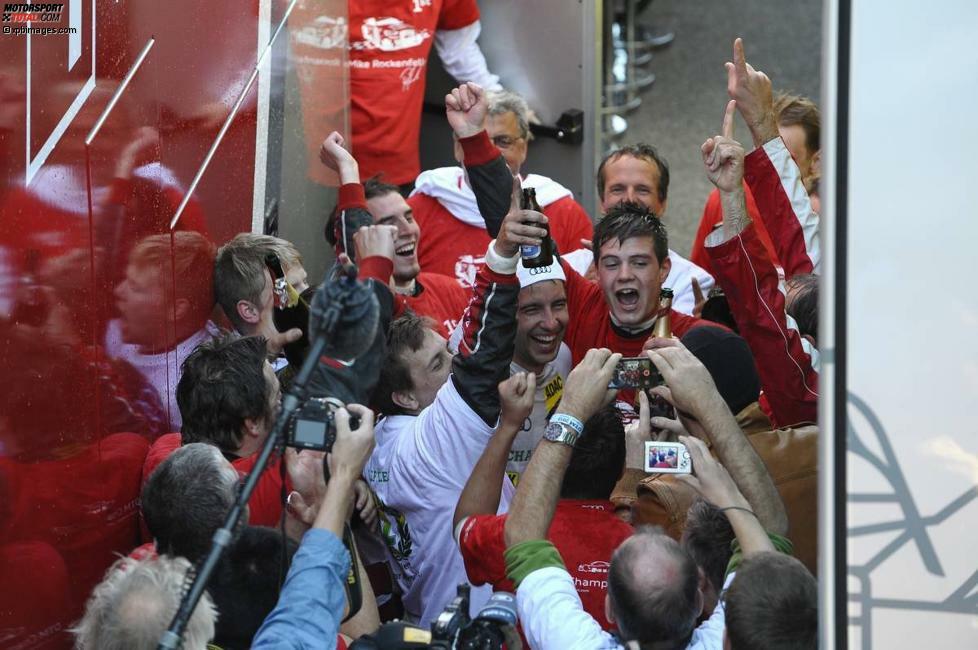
[47,18,821,650]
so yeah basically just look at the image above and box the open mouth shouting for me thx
[615,287,641,310]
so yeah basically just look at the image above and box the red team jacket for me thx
[703,138,820,427]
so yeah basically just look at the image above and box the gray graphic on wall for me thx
[847,392,978,649]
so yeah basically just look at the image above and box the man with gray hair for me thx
[409,83,594,288]
[72,554,217,650]
[141,442,242,562]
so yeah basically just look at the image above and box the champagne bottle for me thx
[520,188,555,268]
[652,287,673,338]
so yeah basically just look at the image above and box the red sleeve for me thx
[743,140,820,278]
[458,130,500,167]
[336,634,348,650]
[232,455,285,527]
[337,183,367,211]
[546,196,593,254]
[691,185,773,276]
[705,224,819,427]
[438,0,480,30]
[458,514,510,589]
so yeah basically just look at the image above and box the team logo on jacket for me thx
[578,560,610,575]
[355,17,430,52]
[454,254,486,288]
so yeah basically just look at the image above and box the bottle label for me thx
[521,244,541,259]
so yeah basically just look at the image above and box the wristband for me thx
[550,413,584,436]
[485,239,519,274]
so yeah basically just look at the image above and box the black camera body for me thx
[285,397,338,452]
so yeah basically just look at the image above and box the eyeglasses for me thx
[491,135,524,149]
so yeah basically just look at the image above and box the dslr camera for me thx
[285,397,358,452]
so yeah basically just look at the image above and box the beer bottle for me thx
[651,287,674,338]
[520,187,555,268]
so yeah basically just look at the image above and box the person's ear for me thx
[658,255,672,285]
[242,417,263,440]
[392,390,418,413]
[604,593,616,627]
[237,299,261,325]
[658,198,669,217]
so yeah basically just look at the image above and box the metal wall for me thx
[420,0,602,215]
[0,1,346,646]
[821,1,978,647]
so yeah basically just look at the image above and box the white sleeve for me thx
[434,21,503,90]
[408,379,496,490]
[517,567,621,650]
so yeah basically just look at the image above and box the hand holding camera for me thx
[559,348,621,422]
[675,435,749,510]
[327,404,376,484]
[644,337,728,423]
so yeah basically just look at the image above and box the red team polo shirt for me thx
[458,500,633,631]
[404,271,472,336]
[349,0,481,184]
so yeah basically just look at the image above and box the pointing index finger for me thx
[722,100,736,139]
[733,37,748,77]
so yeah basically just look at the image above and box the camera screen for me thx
[647,445,681,469]
[294,419,327,446]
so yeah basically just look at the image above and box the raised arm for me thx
[677,434,775,557]
[701,103,819,427]
[446,83,513,237]
[451,177,548,425]
[503,349,620,547]
[252,406,376,648]
[726,38,820,275]
[646,339,789,536]
[453,372,536,532]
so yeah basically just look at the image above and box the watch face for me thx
[544,422,576,445]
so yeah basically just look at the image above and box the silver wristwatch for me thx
[543,420,580,447]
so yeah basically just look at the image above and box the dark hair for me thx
[177,334,272,453]
[596,143,671,206]
[141,443,240,562]
[560,406,626,500]
[364,175,401,201]
[608,526,700,647]
[681,499,735,595]
[325,175,399,246]
[370,312,434,416]
[592,201,669,264]
[724,552,818,650]
[680,326,761,416]
[786,273,818,341]
[773,92,820,155]
[209,526,299,650]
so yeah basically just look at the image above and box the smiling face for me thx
[600,155,666,216]
[597,236,671,327]
[366,191,421,285]
[514,280,568,373]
